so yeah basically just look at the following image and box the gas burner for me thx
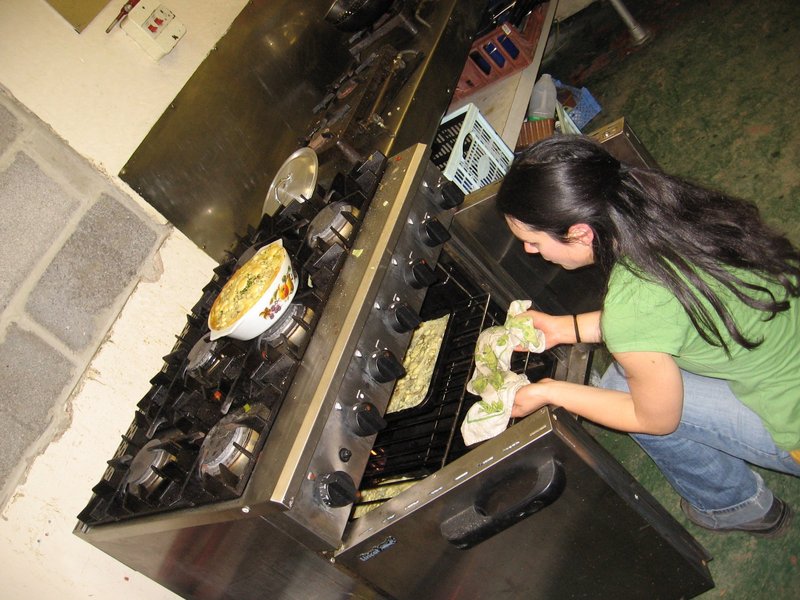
[306,201,360,248]
[125,439,176,499]
[197,405,270,489]
[198,422,259,479]
[185,335,219,374]
[257,302,315,349]
[80,150,388,526]
[184,335,246,389]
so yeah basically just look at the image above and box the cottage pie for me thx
[209,243,287,331]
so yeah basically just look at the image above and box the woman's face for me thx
[505,217,595,270]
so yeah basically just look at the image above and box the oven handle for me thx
[439,457,565,550]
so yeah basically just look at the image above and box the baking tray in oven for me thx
[359,259,556,494]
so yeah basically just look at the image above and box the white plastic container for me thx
[528,73,557,120]
[431,103,514,194]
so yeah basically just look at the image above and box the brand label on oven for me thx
[358,536,397,561]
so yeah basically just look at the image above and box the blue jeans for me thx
[600,363,800,528]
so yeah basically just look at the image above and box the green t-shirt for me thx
[601,262,800,451]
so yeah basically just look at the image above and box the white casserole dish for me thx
[208,239,298,341]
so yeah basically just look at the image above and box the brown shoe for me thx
[680,496,793,538]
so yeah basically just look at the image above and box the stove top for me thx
[78,153,388,526]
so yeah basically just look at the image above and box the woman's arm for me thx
[512,351,684,435]
[519,310,602,349]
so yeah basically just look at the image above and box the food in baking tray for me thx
[353,479,416,518]
[386,314,450,413]
[209,242,288,331]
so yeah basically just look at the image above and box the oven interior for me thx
[352,251,558,518]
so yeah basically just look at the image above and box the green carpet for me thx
[542,0,800,597]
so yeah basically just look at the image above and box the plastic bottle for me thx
[527,73,557,121]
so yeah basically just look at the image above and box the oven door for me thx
[337,406,713,600]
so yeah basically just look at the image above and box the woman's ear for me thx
[567,223,594,245]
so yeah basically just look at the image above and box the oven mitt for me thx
[461,300,545,446]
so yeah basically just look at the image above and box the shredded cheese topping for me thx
[209,243,286,330]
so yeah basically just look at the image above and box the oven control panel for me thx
[281,144,464,547]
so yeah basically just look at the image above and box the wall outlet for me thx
[121,3,186,60]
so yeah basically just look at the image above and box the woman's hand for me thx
[514,309,602,350]
[514,310,569,350]
[511,378,555,417]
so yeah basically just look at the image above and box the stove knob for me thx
[350,402,387,436]
[405,258,438,289]
[435,180,465,209]
[418,217,451,247]
[386,301,422,333]
[367,349,407,383]
[316,471,357,508]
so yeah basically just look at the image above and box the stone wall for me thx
[0,86,167,504]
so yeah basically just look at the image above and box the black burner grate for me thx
[78,153,387,527]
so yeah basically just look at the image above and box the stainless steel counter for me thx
[120,0,483,262]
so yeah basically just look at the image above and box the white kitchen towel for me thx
[461,300,546,446]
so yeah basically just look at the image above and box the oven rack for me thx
[354,259,555,517]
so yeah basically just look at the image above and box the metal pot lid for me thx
[262,147,319,217]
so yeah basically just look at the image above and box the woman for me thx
[497,135,800,537]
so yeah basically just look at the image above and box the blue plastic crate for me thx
[555,80,602,130]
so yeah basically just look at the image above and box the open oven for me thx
[73,1,715,597]
[75,141,713,599]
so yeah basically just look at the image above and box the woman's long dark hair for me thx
[496,135,800,351]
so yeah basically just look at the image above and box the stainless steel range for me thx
[76,141,714,599]
[77,2,715,598]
